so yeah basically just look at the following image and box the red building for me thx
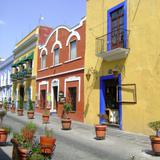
[36,17,86,122]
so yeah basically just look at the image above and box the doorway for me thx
[40,90,46,109]
[20,85,24,102]
[100,74,122,129]
[53,86,58,112]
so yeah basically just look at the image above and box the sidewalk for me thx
[3,111,160,160]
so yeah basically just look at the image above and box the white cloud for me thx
[0,20,6,25]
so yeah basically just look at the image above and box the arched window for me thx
[70,40,77,60]
[41,53,46,69]
[54,48,59,65]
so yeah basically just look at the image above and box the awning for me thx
[25,52,34,61]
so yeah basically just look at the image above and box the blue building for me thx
[0,55,14,104]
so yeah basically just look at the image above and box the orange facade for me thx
[36,18,86,122]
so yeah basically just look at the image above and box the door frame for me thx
[100,74,122,129]
[51,79,59,113]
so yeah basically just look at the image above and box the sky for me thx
[0,0,86,59]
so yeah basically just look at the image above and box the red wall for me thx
[36,19,85,122]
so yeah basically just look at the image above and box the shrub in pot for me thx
[0,109,11,143]
[40,126,56,156]
[21,122,37,142]
[95,114,108,140]
[61,103,72,130]
[27,100,34,119]
[148,121,160,155]
[0,101,2,109]
[42,109,50,123]
[17,97,24,116]
[3,98,8,111]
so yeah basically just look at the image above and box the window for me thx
[54,48,59,65]
[41,54,46,69]
[68,87,77,111]
[70,40,77,59]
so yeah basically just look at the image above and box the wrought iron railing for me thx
[96,29,128,55]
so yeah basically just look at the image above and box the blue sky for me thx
[0,0,86,59]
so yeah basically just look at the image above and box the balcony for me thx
[23,68,32,78]
[96,29,129,61]
[17,72,24,80]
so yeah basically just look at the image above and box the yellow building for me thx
[11,26,52,108]
[84,0,160,135]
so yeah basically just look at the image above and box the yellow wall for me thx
[85,0,160,135]
[13,27,39,102]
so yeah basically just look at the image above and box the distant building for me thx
[11,26,52,108]
[0,55,14,103]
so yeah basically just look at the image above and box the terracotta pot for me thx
[18,147,28,160]
[150,136,160,155]
[0,128,8,143]
[40,135,56,155]
[95,124,106,140]
[42,115,49,123]
[61,118,72,130]
[11,138,19,160]
[17,109,23,116]
[22,129,34,142]
[6,105,10,111]
[11,107,16,113]
[27,111,34,119]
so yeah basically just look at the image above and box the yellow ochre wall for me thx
[13,27,39,102]
[84,0,160,135]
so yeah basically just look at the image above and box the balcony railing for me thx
[96,29,129,61]
[11,73,17,81]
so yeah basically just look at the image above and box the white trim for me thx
[38,67,49,72]
[64,57,82,64]
[40,47,48,58]
[30,86,32,100]
[39,17,86,49]
[66,31,81,46]
[36,67,84,80]
[64,76,81,102]
[50,63,62,68]
[51,79,59,112]
[38,81,49,100]
[51,41,62,52]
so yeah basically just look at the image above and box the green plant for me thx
[148,121,160,137]
[28,153,45,160]
[0,110,6,126]
[44,126,54,137]
[43,109,50,116]
[18,97,24,109]
[63,103,72,113]
[28,100,34,111]
[3,98,7,110]
[22,122,37,133]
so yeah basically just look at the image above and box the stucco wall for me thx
[85,0,160,135]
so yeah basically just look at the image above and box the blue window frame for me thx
[107,1,127,51]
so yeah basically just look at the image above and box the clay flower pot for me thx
[95,124,106,140]
[150,136,160,155]
[27,111,34,119]
[22,129,34,142]
[11,107,16,113]
[40,136,56,155]
[61,118,72,130]
[42,115,49,123]
[0,103,3,109]
[18,147,28,160]
[0,128,8,143]
[17,109,23,116]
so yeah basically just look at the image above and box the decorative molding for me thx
[50,63,63,68]
[64,76,81,102]
[66,31,80,46]
[36,67,84,81]
[64,57,82,64]
[38,81,49,99]
[40,47,48,58]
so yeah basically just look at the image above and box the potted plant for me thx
[0,109,11,143]
[17,97,24,116]
[21,122,37,142]
[95,114,108,140]
[12,132,31,160]
[11,100,16,113]
[40,126,56,156]
[27,100,34,119]
[0,101,2,109]
[3,98,8,111]
[42,109,50,123]
[148,121,160,155]
[61,103,72,130]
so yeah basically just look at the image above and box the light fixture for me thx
[85,67,98,81]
